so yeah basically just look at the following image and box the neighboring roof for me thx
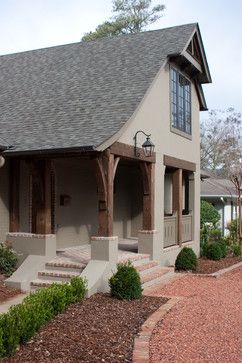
[201,178,239,198]
[0,23,209,155]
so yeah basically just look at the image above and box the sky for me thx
[0,0,242,119]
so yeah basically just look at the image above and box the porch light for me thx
[134,130,155,157]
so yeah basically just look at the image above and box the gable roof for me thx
[0,23,210,155]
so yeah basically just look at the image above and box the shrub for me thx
[231,244,241,257]
[227,219,239,244]
[217,240,227,258]
[109,261,142,300]
[0,243,18,276]
[200,200,220,228]
[175,247,197,271]
[206,243,222,260]
[209,229,222,241]
[0,277,87,358]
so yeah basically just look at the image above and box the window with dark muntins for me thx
[170,67,191,135]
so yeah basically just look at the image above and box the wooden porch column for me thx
[173,168,183,246]
[9,159,20,232]
[31,160,52,234]
[94,150,114,236]
[140,162,155,230]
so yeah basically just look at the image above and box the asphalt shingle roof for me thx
[0,23,197,154]
[201,178,238,197]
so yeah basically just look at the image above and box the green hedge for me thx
[0,243,18,276]
[0,277,87,357]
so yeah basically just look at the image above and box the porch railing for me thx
[164,213,193,248]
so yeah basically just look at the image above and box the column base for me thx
[138,230,161,261]
[91,236,118,265]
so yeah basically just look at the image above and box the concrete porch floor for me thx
[52,238,140,269]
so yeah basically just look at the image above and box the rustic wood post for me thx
[9,159,20,232]
[31,160,52,234]
[94,150,114,236]
[173,168,183,246]
[140,162,155,230]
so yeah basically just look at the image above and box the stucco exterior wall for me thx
[118,62,201,263]
[0,161,9,242]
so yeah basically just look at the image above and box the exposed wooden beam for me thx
[173,169,183,246]
[140,162,155,230]
[9,159,20,232]
[94,150,114,236]
[182,50,203,73]
[164,155,196,172]
[110,142,156,163]
[31,160,52,234]
[113,157,120,181]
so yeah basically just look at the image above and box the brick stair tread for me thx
[141,268,170,284]
[136,261,158,272]
[46,261,85,269]
[38,270,80,278]
[30,279,64,287]
[119,253,150,264]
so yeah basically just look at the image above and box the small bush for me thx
[206,243,222,260]
[209,229,222,241]
[175,247,197,271]
[231,244,241,257]
[227,219,239,244]
[109,261,142,300]
[0,277,87,358]
[0,243,18,276]
[217,240,227,258]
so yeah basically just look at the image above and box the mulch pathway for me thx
[148,266,242,363]
[2,294,168,363]
[195,256,242,274]
[0,274,21,303]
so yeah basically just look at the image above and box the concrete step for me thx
[38,270,80,281]
[45,261,85,273]
[141,267,172,288]
[136,261,159,275]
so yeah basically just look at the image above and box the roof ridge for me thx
[0,23,197,58]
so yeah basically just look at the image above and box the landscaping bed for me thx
[3,293,168,363]
[0,274,21,303]
[195,256,242,274]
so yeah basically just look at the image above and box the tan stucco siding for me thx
[0,161,9,242]
[118,63,201,262]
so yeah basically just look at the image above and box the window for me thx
[170,67,191,135]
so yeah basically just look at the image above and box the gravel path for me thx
[148,267,241,363]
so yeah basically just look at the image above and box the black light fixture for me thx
[134,130,155,157]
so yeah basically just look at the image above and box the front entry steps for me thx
[30,260,86,291]
[30,252,174,292]
[133,259,174,289]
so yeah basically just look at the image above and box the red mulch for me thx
[2,293,168,363]
[0,274,21,303]
[195,256,242,274]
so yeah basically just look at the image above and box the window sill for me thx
[170,126,192,140]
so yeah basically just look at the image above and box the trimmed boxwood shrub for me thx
[109,261,143,300]
[0,243,18,276]
[175,247,197,271]
[206,243,222,260]
[0,277,87,358]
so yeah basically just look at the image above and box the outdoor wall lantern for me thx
[134,130,155,157]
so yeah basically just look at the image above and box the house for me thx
[201,176,241,235]
[0,23,211,294]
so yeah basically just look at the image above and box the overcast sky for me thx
[0,0,241,119]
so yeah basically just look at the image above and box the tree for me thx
[200,108,241,175]
[200,108,242,243]
[82,0,165,41]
